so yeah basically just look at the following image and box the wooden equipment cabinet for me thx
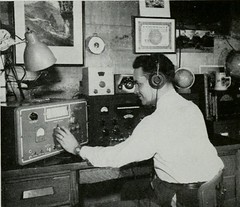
[1,161,85,207]
[216,145,240,207]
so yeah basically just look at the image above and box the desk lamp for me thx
[0,29,57,101]
[24,30,56,72]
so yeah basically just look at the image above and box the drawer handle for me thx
[23,187,54,199]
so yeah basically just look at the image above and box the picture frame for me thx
[14,1,83,65]
[176,29,214,53]
[199,65,225,74]
[139,0,170,17]
[134,17,175,53]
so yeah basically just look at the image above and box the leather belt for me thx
[181,182,205,189]
[151,176,206,190]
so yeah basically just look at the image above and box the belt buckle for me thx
[185,182,203,189]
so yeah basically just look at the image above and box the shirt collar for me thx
[156,88,179,109]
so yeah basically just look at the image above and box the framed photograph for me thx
[139,0,170,17]
[134,17,175,53]
[14,1,83,65]
[199,65,225,74]
[176,29,214,53]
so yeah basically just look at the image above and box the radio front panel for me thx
[1,99,88,167]
[87,94,154,146]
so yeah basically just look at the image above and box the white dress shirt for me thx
[80,89,224,183]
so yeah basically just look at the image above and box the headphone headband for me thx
[148,57,166,89]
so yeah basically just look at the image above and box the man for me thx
[53,54,224,207]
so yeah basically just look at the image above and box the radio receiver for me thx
[1,99,88,167]
[82,67,114,96]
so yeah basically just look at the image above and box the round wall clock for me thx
[87,34,105,55]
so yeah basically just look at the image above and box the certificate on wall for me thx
[134,17,175,53]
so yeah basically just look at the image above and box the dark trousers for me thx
[121,177,204,207]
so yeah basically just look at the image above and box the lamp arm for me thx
[0,29,25,51]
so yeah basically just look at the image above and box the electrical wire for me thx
[19,65,26,82]
[4,54,26,101]
[178,29,182,68]
[223,35,236,51]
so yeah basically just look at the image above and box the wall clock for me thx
[87,34,105,55]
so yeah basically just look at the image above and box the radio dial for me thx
[99,81,106,88]
[29,112,38,121]
[125,80,134,89]
[113,127,120,135]
[102,128,109,136]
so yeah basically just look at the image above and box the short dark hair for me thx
[132,54,175,82]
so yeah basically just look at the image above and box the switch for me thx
[29,112,38,121]
[113,127,120,135]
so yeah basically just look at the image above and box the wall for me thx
[45,0,240,99]
[1,1,240,100]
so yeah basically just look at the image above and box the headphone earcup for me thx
[149,72,165,89]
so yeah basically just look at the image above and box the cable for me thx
[4,54,25,101]
[155,57,162,109]
[10,66,25,100]
[18,65,26,82]
[223,35,236,51]
[155,89,159,109]
[178,29,182,68]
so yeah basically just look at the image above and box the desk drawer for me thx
[2,172,71,207]
[213,120,240,139]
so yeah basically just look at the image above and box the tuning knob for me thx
[102,128,109,136]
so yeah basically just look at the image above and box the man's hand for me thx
[53,126,79,155]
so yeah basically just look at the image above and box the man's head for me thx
[132,54,175,105]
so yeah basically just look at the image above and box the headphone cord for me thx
[155,88,159,108]
[155,60,160,108]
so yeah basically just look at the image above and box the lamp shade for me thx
[24,30,56,71]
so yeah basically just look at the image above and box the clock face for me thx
[0,29,15,51]
[87,36,105,55]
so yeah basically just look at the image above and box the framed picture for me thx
[139,0,170,17]
[14,1,83,65]
[176,29,214,53]
[134,17,175,53]
[199,65,225,74]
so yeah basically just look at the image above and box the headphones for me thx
[148,58,166,89]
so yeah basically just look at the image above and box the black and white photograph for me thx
[176,29,215,53]
[139,0,170,17]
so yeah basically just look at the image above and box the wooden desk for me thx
[2,144,240,207]
[1,156,152,207]
[79,161,152,184]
